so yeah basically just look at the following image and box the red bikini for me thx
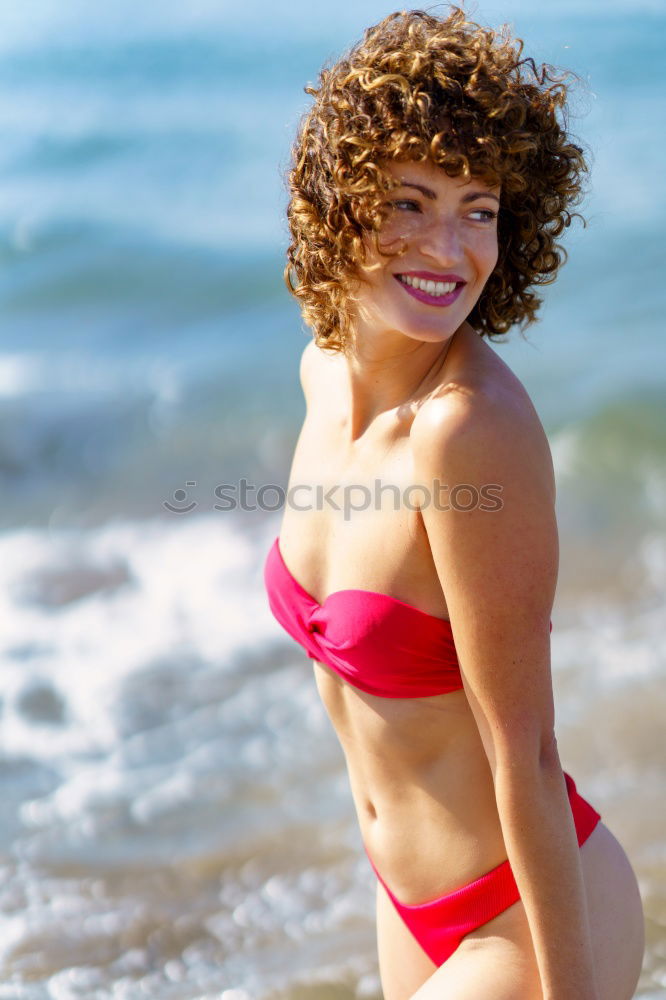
[264,535,462,698]
[263,535,601,966]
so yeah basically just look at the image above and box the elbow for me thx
[493,727,561,778]
[538,728,561,769]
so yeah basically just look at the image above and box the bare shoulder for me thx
[412,339,556,505]
[299,338,341,406]
[298,339,318,400]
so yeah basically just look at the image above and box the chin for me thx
[386,297,471,339]
[395,315,462,343]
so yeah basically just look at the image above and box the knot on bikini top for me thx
[264,536,463,698]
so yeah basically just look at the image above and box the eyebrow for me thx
[398,181,501,205]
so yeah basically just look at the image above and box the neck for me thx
[341,323,466,442]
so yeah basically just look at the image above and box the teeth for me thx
[400,275,458,295]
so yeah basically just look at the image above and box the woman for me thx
[264,7,645,999]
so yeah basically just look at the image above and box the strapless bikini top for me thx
[263,536,552,699]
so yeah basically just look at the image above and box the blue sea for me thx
[0,1,664,997]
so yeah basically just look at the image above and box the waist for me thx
[352,748,506,904]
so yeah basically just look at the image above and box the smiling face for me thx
[350,158,501,346]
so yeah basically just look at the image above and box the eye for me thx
[469,209,498,222]
[389,199,421,212]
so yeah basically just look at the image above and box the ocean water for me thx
[0,1,664,997]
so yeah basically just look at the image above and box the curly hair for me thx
[284,5,590,354]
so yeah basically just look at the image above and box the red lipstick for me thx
[393,272,467,308]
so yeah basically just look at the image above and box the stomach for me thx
[312,659,512,905]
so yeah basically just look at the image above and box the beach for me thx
[0,1,664,996]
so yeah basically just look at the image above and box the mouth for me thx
[394,273,466,307]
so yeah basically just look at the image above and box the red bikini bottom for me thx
[365,770,602,967]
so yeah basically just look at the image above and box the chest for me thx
[278,410,449,621]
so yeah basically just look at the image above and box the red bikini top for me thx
[264,537,552,699]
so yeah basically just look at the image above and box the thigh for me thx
[376,881,542,1000]
[407,899,543,1000]
[376,880,437,1000]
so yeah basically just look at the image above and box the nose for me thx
[416,217,463,264]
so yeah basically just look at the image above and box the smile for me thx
[394,274,466,307]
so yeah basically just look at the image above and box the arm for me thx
[412,388,599,1000]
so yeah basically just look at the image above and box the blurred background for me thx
[0,0,664,997]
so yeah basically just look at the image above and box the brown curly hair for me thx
[284,5,590,354]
